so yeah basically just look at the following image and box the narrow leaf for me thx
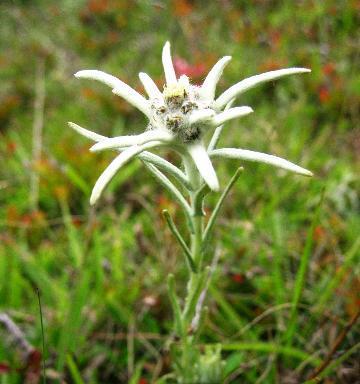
[203,167,243,245]
[143,162,194,232]
[162,210,196,273]
[167,274,184,337]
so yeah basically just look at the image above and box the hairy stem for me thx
[173,158,209,380]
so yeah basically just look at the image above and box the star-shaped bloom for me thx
[69,42,312,205]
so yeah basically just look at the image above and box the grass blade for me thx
[220,342,321,365]
[208,284,246,330]
[36,287,46,384]
[66,354,85,384]
[316,237,360,311]
[283,188,325,346]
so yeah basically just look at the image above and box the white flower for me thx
[69,41,312,205]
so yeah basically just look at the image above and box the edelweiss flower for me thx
[69,42,312,205]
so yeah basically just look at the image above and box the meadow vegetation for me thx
[0,1,359,383]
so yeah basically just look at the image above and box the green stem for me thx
[192,213,203,267]
[171,156,214,381]
[182,194,204,328]
[168,163,245,380]
[167,274,184,337]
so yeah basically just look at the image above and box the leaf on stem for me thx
[183,267,210,325]
[144,162,194,233]
[167,274,184,337]
[139,151,193,190]
[193,183,210,217]
[162,210,196,273]
[203,167,243,245]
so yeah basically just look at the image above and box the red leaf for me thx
[322,63,336,76]
[318,85,331,104]
[24,350,41,384]
[0,362,10,374]
[231,273,245,284]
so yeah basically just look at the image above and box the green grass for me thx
[0,1,359,383]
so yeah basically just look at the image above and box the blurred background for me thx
[0,1,359,383]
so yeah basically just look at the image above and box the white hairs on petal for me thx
[201,56,232,100]
[90,130,173,152]
[90,141,161,205]
[215,68,311,109]
[75,70,151,118]
[162,41,177,85]
[187,142,220,191]
[210,148,313,177]
[210,106,253,127]
[139,72,163,99]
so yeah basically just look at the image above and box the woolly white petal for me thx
[215,68,311,109]
[211,106,253,127]
[68,122,106,141]
[178,74,190,88]
[210,148,313,176]
[90,130,173,152]
[67,123,191,188]
[111,87,151,119]
[75,70,123,89]
[139,72,163,99]
[139,152,193,190]
[162,41,177,85]
[208,99,235,152]
[201,56,232,100]
[187,142,219,191]
[188,109,216,125]
[90,141,160,205]
[75,69,151,118]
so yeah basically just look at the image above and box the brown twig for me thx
[92,331,163,341]
[307,309,360,381]
[0,313,33,358]
[0,312,41,384]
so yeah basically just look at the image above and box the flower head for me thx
[69,41,312,205]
